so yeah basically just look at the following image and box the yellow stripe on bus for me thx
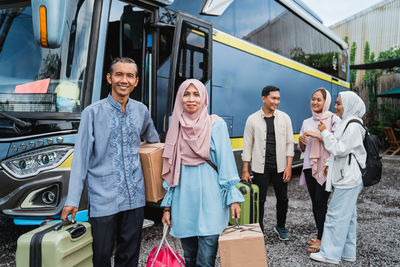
[57,135,300,166]
[212,31,350,89]
[230,134,300,150]
[294,134,299,143]
[230,138,243,150]
[57,153,73,168]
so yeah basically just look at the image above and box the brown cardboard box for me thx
[139,143,166,203]
[218,223,268,267]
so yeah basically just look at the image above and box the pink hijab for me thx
[162,79,219,187]
[309,88,335,185]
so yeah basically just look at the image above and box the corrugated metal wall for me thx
[330,0,400,86]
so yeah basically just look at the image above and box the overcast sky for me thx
[301,0,384,26]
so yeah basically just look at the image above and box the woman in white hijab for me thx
[310,91,367,265]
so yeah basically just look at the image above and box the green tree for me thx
[362,41,380,135]
[350,42,357,89]
[364,41,370,64]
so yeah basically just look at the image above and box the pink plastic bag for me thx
[146,224,185,267]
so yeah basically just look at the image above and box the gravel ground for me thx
[1,156,399,267]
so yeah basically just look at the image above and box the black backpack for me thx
[343,119,382,187]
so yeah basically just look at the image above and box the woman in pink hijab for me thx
[298,88,340,253]
[160,79,243,267]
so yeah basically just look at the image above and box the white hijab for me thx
[334,91,366,138]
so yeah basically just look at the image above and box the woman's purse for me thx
[146,223,185,267]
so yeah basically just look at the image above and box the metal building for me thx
[331,0,400,65]
[330,0,400,110]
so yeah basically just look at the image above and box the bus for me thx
[0,0,349,224]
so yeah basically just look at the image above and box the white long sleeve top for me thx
[321,117,366,191]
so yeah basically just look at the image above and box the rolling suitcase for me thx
[16,221,93,267]
[230,181,259,225]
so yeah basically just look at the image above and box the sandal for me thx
[307,245,320,253]
[307,237,317,245]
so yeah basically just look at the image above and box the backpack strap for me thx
[343,119,367,133]
[343,119,366,167]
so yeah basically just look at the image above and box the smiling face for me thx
[182,84,201,114]
[262,90,280,112]
[311,90,326,113]
[335,95,344,117]
[106,62,139,100]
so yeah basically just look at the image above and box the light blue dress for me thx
[161,119,244,238]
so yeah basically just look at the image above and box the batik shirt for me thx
[65,94,159,217]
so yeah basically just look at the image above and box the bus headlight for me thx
[1,146,73,178]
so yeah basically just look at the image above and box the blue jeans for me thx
[180,235,219,267]
[320,183,363,261]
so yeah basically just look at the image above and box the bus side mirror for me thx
[31,0,78,48]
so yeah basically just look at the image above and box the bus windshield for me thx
[0,0,93,114]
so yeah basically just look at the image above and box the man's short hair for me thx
[108,57,138,76]
[262,85,280,97]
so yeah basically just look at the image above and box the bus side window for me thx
[166,13,212,126]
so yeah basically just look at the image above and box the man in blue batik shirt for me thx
[61,57,159,267]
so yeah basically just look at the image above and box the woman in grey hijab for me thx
[309,91,367,265]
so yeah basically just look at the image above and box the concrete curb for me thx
[381,154,400,164]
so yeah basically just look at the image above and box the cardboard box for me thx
[139,143,166,203]
[218,223,268,267]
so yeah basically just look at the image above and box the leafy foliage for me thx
[377,45,400,61]
[350,41,357,89]
[289,47,339,76]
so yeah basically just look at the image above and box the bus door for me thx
[100,1,152,106]
[165,12,212,129]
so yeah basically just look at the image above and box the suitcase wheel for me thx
[238,186,247,195]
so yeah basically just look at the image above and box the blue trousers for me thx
[320,183,363,261]
[180,235,219,267]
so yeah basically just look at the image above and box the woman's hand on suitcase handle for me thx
[61,206,78,223]
[162,207,172,227]
[230,202,241,219]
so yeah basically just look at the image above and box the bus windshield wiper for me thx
[0,112,32,128]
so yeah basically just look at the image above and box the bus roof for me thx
[292,0,323,24]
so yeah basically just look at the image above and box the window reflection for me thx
[0,0,94,113]
[167,0,347,80]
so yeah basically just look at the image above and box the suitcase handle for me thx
[67,224,87,239]
[54,220,73,231]
[239,179,253,186]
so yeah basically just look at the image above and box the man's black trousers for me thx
[253,169,288,231]
[89,207,144,267]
